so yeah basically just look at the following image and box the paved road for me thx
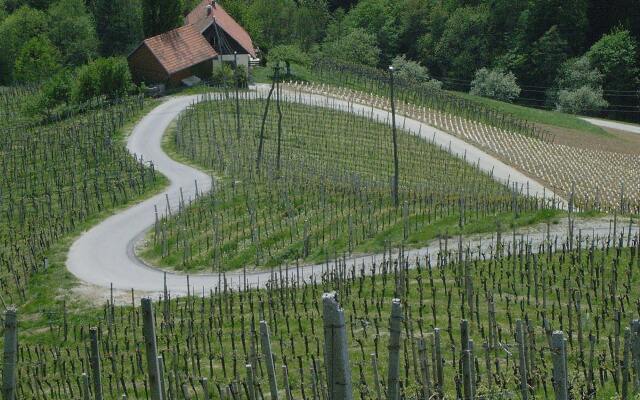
[68,88,592,298]
[583,117,640,135]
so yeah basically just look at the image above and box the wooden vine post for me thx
[322,292,354,400]
[2,308,17,400]
[142,298,163,400]
[260,320,279,399]
[387,298,403,400]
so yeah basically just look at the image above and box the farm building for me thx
[128,0,257,86]
[186,0,258,71]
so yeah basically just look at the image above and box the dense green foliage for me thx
[142,0,182,37]
[219,0,639,119]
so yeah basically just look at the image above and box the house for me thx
[128,25,218,86]
[128,0,257,86]
[185,0,258,71]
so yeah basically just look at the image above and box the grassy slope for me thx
[453,91,611,136]
[252,64,610,137]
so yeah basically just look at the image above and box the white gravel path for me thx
[67,87,617,301]
[583,117,640,135]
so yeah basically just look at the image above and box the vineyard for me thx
[308,61,640,210]
[1,66,640,400]
[0,91,166,305]
[138,93,557,273]
[4,225,640,399]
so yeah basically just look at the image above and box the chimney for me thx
[206,4,212,15]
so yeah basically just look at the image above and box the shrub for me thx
[71,57,134,103]
[212,63,248,88]
[391,55,430,83]
[470,67,521,102]
[268,44,310,76]
[322,28,380,67]
[555,86,608,114]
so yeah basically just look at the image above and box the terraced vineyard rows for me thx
[6,225,640,399]
[289,81,640,211]
[0,94,164,304]
[139,93,556,272]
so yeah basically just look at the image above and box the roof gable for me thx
[186,0,257,57]
[140,25,218,75]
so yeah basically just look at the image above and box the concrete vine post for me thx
[387,299,403,400]
[141,298,163,400]
[89,327,104,400]
[551,331,568,400]
[322,292,354,400]
[516,320,528,400]
[260,320,279,399]
[2,308,17,400]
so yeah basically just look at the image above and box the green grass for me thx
[138,95,557,273]
[454,91,611,136]
[269,61,611,138]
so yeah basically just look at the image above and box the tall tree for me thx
[96,0,144,55]
[48,0,98,66]
[14,36,61,83]
[0,6,47,84]
[142,0,182,37]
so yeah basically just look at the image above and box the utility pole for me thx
[256,65,277,171]
[234,51,241,140]
[275,63,283,174]
[389,66,399,207]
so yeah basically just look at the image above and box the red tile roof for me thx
[142,25,218,75]
[186,0,257,57]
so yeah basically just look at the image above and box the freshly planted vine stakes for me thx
[289,80,640,210]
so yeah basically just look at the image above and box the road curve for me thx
[582,117,640,135]
[68,88,586,298]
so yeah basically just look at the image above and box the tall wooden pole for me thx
[275,64,283,174]
[234,51,241,140]
[389,66,399,207]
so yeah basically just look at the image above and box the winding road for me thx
[66,87,627,299]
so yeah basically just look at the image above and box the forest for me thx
[0,0,638,119]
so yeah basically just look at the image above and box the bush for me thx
[268,44,310,76]
[71,57,134,103]
[212,63,248,88]
[391,55,430,83]
[322,27,380,67]
[470,67,521,102]
[555,86,608,115]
